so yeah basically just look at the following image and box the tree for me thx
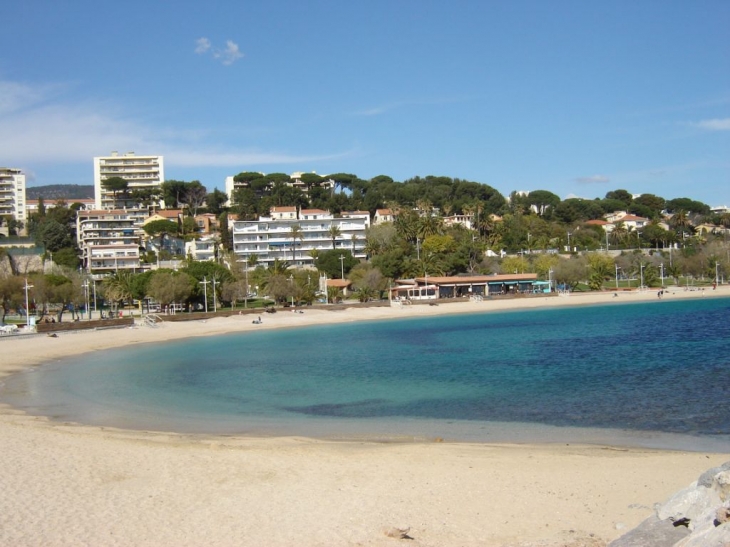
[605,189,633,207]
[287,225,303,262]
[327,225,342,250]
[527,190,561,216]
[553,256,588,291]
[349,263,387,299]
[102,177,129,204]
[161,180,189,209]
[147,271,194,307]
[143,219,179,257]
[315,250,358,279]
[206,189,228,215]
[103,272,136,313]
[219,212,232,251]
[0,275,24,323]
[586,253,614,290]
[181,181,208,216]
[34,219,74,252]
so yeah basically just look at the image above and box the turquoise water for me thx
[3,297,730,449]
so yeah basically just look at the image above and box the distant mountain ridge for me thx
[26,184,95,200]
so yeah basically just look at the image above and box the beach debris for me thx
[47,333,58,338]
[383,526,412,539]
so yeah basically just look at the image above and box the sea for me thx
[2,296,730,451]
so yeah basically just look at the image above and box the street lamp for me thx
[212,278,217,313]
[24,278,33,329]
[199,276,209,313]
[567,232,572,253]
[660,263,664,288]
[339,254,345,280]
[640,263,645,290]
[289,274,294,307]
[615,264,620,290]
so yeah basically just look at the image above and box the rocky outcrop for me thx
[609,461,730,547]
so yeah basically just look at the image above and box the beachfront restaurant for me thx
[390,274,541,301]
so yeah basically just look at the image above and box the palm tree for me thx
[287,225,303,262]
[670,210,691,238]
[327,225,342,250]
[417,212,443,239]
[610,221,628,248]
[350,234,358,254]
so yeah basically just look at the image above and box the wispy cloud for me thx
[0,78,346,170]
[0,80,66,115]
[352,97,468,117]
[194,37,211,54]
[692,118,730,131]
[195,37,244,65]
[574,175,610,184]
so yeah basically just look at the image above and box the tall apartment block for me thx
[93,151,165,210]
[77,209,149,275]
[0,167,27,226]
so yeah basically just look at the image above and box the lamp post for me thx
[289,274,294,307]
[567,232,572,253]
[716,261,720,285]
[640,263,645,290]
[212,278,217,313]
[24,278,33,329]
[199,276,209,313]
[660,263,664,288]
[339,254,345,280]
[615,264,620,290]
[82,279,91,321]
[244,259,249,309]
[548,267,553,293]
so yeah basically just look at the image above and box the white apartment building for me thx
[93,151,165,210]
[0,167,27,225]
[77,209,148,276]
[232,208,370,268]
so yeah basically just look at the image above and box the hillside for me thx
[26,184,94,200]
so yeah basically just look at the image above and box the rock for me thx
[715,504,730,526]
[714,470,730,502]
[383,526,411,539]
[657,483,722,528]
[672,521,730,547]
[608,514,690,547]
[697,461,730,489]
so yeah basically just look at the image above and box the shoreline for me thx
[1,287,729,546]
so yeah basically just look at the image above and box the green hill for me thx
[26,184,94,200]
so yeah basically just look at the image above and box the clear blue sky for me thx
[2,1,728,206]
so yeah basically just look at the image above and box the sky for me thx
[1,1,729,206]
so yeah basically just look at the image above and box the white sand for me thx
[1,287,728,546]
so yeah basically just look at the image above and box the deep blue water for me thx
[3,297,730,449]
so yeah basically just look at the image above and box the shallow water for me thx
[3,297,730,450]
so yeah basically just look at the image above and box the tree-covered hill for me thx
[26,185,94,200]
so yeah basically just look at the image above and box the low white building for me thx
[232,208,369,268]
[185,236,218,262]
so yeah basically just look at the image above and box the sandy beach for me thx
[1,287,728,546]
